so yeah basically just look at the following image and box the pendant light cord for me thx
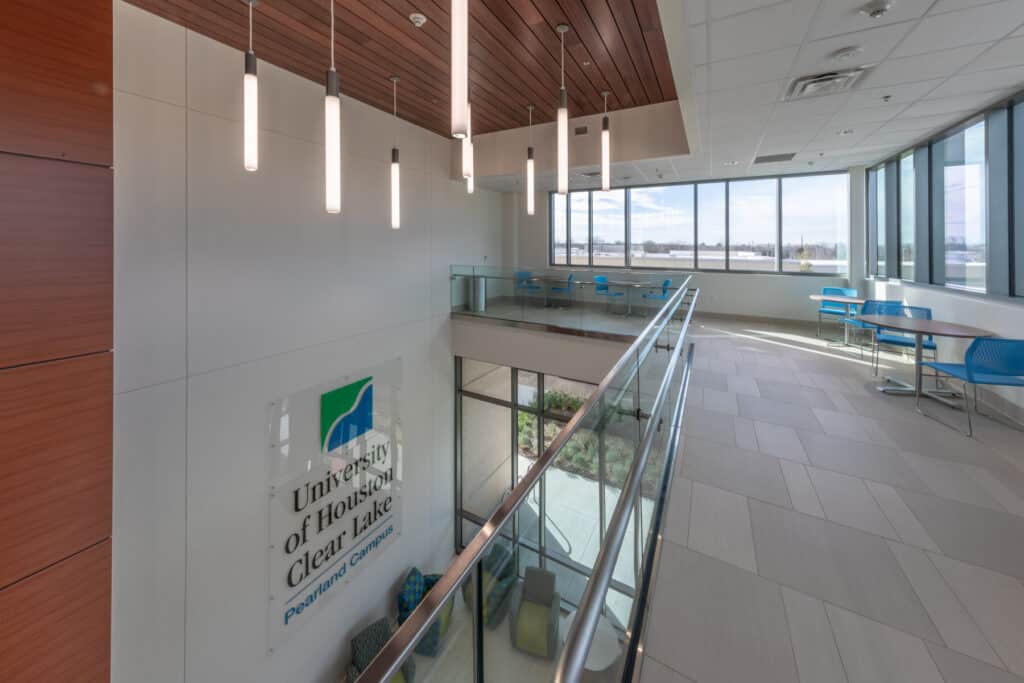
[603,91,608,114]
[329,1,335,71]
[392,78,398,147]
[560,31,565,89]
[248,2,253,52]
[528,105,533,143]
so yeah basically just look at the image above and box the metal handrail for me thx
[357,276,693,682]
[554,288,699,683]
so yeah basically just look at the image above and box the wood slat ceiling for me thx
[125,0,676,137]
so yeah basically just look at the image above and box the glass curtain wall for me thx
[899,152,916,281]
[728,178,778,271]
[551,193,567,264]
[570,191,590,266]
[876,165,887,278]
[592,189,627,267]
[697,182,726,269]
[630,185,695,269]
[937,120,987,292]
[781,174,849,274]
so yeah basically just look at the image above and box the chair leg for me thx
[965,382,974,437]
[817,312,821,338]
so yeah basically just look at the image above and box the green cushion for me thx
[514,601,551,658]
[351,618,391,671]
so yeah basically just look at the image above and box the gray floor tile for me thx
[646,543,798,683]
[734,416,759,450]
[756,380,837,410]
[931,553,1024,677]
[687,481,758,573]
[641,657,696,683]
[754,421,808,463]
[866,482,940,552]
[682,407,737,447]
[799,431,929,492]
[749,499,941,642]
[663,476,692,548]
[926,642,1024,683]
[876,416,1014,474]
[897,489,1024,581]
[826,603,945,683]
[702,387,739,415]
[808,467,898,539]
[739,394,824,432]
[780,459,825,519]
[900,452,1005,512]
[781,587,848,683]
[727,374,760,397]
[690,369,729,391]
[681,437,792,508]
[812,408,897,447]
[887,541,1001,667]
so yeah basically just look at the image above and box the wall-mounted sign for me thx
[266,360,403,651]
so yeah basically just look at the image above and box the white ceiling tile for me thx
[757,134,812,154]
[844,79,945,108]
[773,93,849,120]
[964,36,1024,71]
[709,0,817,61]
[708,81,786,109]
[803,128,876,152]
[809,0,934,41]
[890,1,1024,58]
[710,0,787,21]
[861,43,992,88]
[686,0,707,25]
[693,65,709,93]
[901,93,997,117]
[884,112,967,130]
[828,103,908,126]
[929,0,1010,12]
[791,22,916,75]
[927,64,1024,98]
[689,24,709,65]
[764,113,832,137]
[708,46,798,90]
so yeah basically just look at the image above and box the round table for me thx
[559,610,623,682]
[857,314,993,402]
[809,294,866,345]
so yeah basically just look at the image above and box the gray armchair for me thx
[508,567,560,660]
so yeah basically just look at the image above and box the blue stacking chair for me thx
[842,300,901,362]
[871,305,938,375]
[921,338,1024,436]
[549,273,575,307]
[641,279,672,305]
[514,270,542,304]
[593,275,624,312]
[817,286,859,338]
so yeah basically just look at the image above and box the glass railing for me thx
[357,280,699,683]
[451,265,693,339]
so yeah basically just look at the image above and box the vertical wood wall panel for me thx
[0,156,113,369]
[0,540,111,682]
[0,0,113,165]
[0,353,113,589]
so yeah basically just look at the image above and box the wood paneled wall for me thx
[0,1,113,680]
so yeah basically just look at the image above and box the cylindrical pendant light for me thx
[390,76,401,229]
[526,105,535,216]
[467,174,474,194]
[462,102,473,179]
[451,0,468,138]
[325,1,341,214]
[601,91,610,192]
[556,24,570,196]
[243,0,258,172]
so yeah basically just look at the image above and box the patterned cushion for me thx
[397,568,426,622]
[351,618,392,672]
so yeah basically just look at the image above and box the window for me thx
[551,193,567,264]
[899,152,916,281]
[937,120,987,292]
[876,165,887,278]
[591,190,626,267]
[630,185,694,269]
[781,174,848,274]
[569,191,589,266]
[547,172,849,276]
[697,183,726,270]
[728,178,777,271]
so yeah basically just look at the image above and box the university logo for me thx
[320,377,373,453]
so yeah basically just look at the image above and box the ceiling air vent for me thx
[754,153,796,164]
[785,67,870,100]
[574,125,589,135]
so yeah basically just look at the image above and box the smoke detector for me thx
[785,67,871,100]
[829,46,864,62]
[409,12,427,28]
[859,1,892,19]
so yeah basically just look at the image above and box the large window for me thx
[938,120,987,292]
[876,165,887,278]
[781,174,849,274]
[899,152,916,281]
[697,183,726,270]
[549,172,849,275]
[592,189,626,267]
[728,178,777,271]
[630,185,694,269]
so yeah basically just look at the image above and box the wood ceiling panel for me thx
[125,0,676,137]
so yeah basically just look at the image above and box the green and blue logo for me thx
[320,377,373,452]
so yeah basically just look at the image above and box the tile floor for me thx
[641,316,1024,683]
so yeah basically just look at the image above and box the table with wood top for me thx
[857,314,994,405]
[808,294,866,345]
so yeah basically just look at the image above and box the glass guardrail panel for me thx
[386,588,471,683]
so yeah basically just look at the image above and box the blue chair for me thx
[641,279,672,306]
[549,273,575,307]
[514,270,541,305]
[593,275,624,312]
[871,305,938,375]
[817,287,859,338]
[921,338,1024,436]
[842,300,901,362]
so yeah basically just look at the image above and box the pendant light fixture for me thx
[526,105,535,216]
[464,102,474,194]
[243,0,259,172]
[556,24,570,195]
[451,0,468,138]
[324,0,342,214]
[601,91,611,192]
[390,76,401,229]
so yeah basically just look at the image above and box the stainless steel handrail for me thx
[554,288,699,683]
[357,276,693,682]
